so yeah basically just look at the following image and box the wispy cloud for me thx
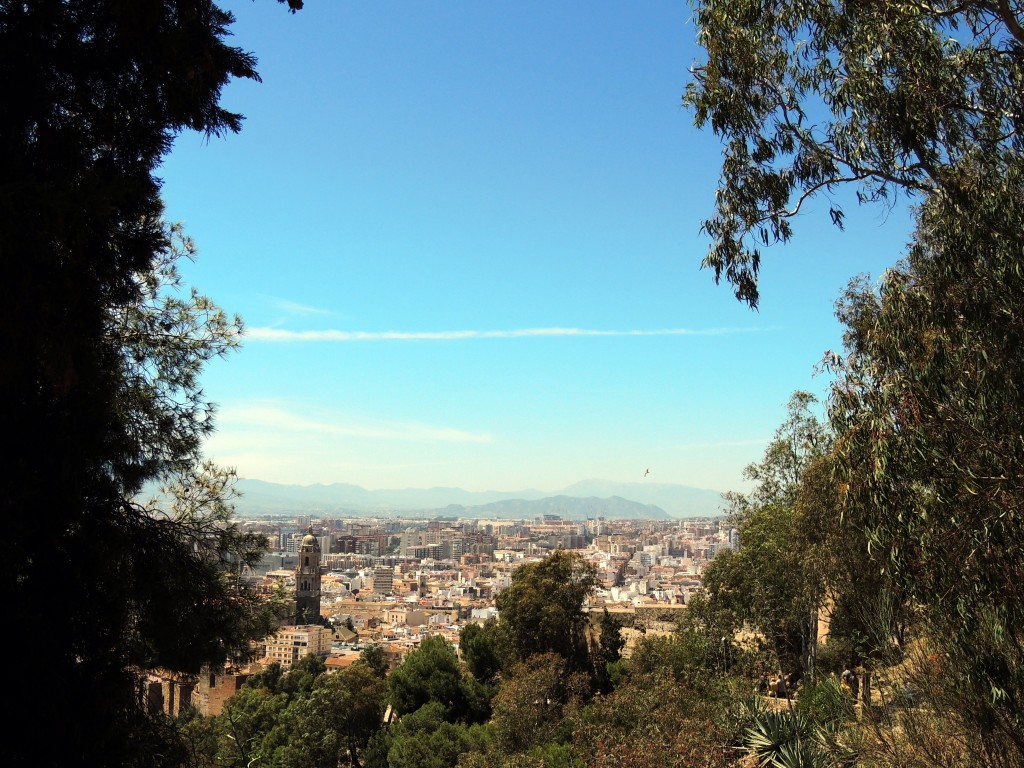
[216,402,493,444]
[246,326,776,342]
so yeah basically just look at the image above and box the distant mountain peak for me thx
[230,478,725,518]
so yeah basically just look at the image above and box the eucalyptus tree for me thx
[830,177,1024,758]
[704,392,832,677]
[685,0,1024,306]
[686,0,1024,754]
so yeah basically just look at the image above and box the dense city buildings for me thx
[245,513,733,658]
[139,513,734,718]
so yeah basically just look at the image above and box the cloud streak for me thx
[246,326,776,342]
[216,403,493,444]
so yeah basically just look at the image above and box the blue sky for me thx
[158,1,910,494]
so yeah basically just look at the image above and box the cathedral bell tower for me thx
[295,527,322,624]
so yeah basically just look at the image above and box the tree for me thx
[572,670,733,768]
[279,653,328,698]
[704,392,831,677]
[688,1,1024,757]
[277,664,387,768]
[459,620,502,685]
[703,506,808,672]
[705,391,896,681]
[321,667,389,768]
[685,0,1024,307]
[185,654,384,768]
[794,454,906,669]
[830,169,1024,758]
[1,3,300,765]
[598,608,625,665]
[743,392,830,509]
[360,643,391,679]
[494,550,599,673]
[487,653,586,757]
[366,702,489,768]
[388,636,483,723]
[205,685,290,768]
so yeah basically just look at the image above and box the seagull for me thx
[644,468,650,477]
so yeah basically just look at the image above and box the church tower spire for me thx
[295,526,321,624]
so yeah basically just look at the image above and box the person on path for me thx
[841,667,857,697]
[755,671,769,695]
[775,673,788,699]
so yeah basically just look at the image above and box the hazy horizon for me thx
[237,475,726,494]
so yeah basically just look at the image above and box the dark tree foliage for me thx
[459,620,502,685]
[598,608,625,665]
[572,671,734,768]
[0,2,298,766]
[388,635,488,724]
[487,653,586,757]
[359,643,391,679]
[364,701,489,768]
[183,656,388,768]
[275,664,386,768]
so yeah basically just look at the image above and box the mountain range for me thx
[229,478,726,519]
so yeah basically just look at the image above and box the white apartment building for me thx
[263,625,333,669]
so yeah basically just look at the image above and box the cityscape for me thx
[147,509,738,718]
[9,1,1024,766]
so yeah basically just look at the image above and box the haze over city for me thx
[158,1,909,493]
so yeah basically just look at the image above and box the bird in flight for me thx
[644,468,650,477]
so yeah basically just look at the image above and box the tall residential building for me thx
[372,566,394,595]
[728,527,741,550]
[295,527,321,622]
